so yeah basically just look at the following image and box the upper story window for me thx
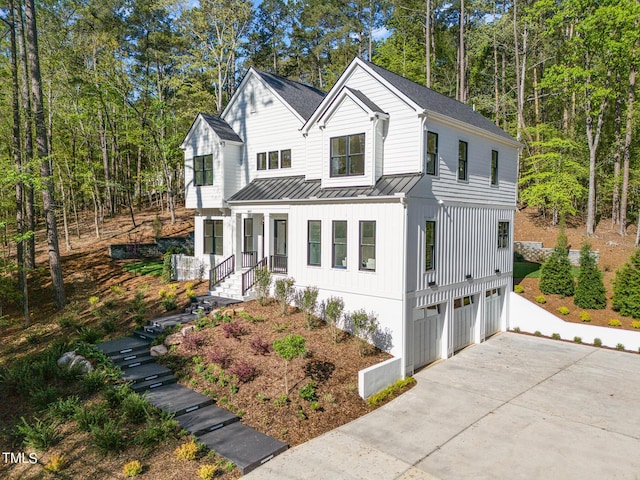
[332,221,347,268]
[458,141,468,181]
[425,220,436,271]
[498,221,509,249]
[307,220,321,266]
[359,221,376,271]
[269,151,279,169]
[281,149,292,168]
[491,150,499,185]
[257,152,266,170]
[194,154,213,186]
[330,133,365,177]
[426,132,438,175]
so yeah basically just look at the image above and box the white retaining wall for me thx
[358,357,403,399]
[509,292,640,352]
[172,254,208,281]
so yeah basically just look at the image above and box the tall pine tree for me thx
[574,242,606,309]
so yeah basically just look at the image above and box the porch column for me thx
[235,212,242,262]
[263,213,271,264]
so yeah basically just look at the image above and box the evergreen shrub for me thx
[574,242,606,309]
[539,228,574,296]
[612,248,640,319]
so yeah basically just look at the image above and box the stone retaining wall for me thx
[514,241,599,266]
[108,243,161,260]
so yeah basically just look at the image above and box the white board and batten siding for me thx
[193,212,236,269]
[223,73,307,183]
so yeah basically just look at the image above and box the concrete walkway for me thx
[245,333,640,480]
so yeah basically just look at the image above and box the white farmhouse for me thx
[180,57,520,375]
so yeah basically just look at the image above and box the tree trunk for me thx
[25,0,66,308]
[612,90,622,228]
[426,0,431,88]
[619,65,635,236]
[458,0,465,102]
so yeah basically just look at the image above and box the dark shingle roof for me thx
[364,61,514,141]
[228,174,422,203]
[254,69,326,121]
[200,113,243,143]
[345,87,386,114]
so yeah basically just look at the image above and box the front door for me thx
[273,219,287,273]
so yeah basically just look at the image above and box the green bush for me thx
[325,296,345,344]
[612,248,640,318]
[81,368,109,394]
[551,333,561,340]
[557,306,570,315]
[616,343,625,351]
[294,286,320,328]
[134,411,180,449]
[579,311,591,322]
[608,318,621,327]
[632,320,640,329]
[594,338,602,347]
[90,418,127,454]
[574,242,606,309]
[514,284,525,294]
[15,416,62,451]
[367,377,416,406]
[534,295,546,304]
[274,277,296,316]
[273,334,306,394]
[299,381,317,402]
[574,336,582,344]
[121,391,149,424]
[75,403,109,432]
[46,396,81,422]
[539,227,574,297]
[351,309,380,357]
[254,267,272,306]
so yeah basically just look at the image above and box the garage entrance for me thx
[413,304,444,370]
[453,295,475,352]
[484,288,502,338]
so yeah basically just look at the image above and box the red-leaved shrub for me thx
[206,348,232,369]
[249,337,271,355]
[222,321,246,339]
[229,361,257,383]
[182,331,206,350]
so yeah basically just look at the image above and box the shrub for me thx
[512,327,521,333]
[574,242,606,309]
[121,391,149,424]
[612,248,640,318]
[295,286,320,328]
[198,465,219,480]
[90,419,126,454]
[254,267,272,306]
[134,411,180,449]
[367,377,417,406]
[574,336,582,344]
[579,311,591,322]
[30,386,61,409]
[77,326,102,344]
[46,395,81,422]
[616,343,625,351]
[229,361,257,383]
[74,403,109,432]
[534,331,541,336]
[15,417,61,451]
[632,321,640,329]
[81,369,109,394]
[222,321,247,339]
[557,306,570,315]
[249,337,271,355]
[608,319,622,327]
[183,331,206,350]
[325,296,345,344]
[539,226,574,297]
[535,295,547,304]
[274,277,296,315]
[551,333,561,340]
[159,284,178,311]
[123,460,143,477]
[351,309,380,356]
[175,440,199,460]
[273,394,289,407]
[44,455,67,473]
[206,348,232,369]
[273,334,307,394]
[299,381,317,402]
[594,338,603,347]
[514,284,525,294]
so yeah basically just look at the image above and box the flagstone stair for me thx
[95,295,287,474]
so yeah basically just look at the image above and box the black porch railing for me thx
[242,257,267,296]
[270,255,288,274]
[210,254,235,289]
[241,250,257,268]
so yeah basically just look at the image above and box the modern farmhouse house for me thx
[180,57,520,375]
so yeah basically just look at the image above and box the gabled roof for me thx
[362,60,514,141]
[200,113,243,143]
[253,69,326,121]
[228,174,422,203]
[344,87,386,114]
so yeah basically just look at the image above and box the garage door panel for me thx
[453,296,475,352]
[485,289,502,337]
[414,306,443,370]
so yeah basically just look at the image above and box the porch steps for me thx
[209,269,256,302]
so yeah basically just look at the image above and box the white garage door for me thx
[414,305,444,370]
[453,296,475,352]
[484,289,502,338]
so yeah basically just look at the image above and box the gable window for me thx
[425,221,436,271]
[359,221,376,271]
[332,221,347,268]
[307,220,321,266]
[194,154,213,186]
[426,132,438,175]
[330,133,365,177]
[458,141,468,181]
[257,152,266,170]
[491,150,499,185]
[498,221,509,249]
[281,149,292,168]
[204,219,223,255]
[269,151,279,169]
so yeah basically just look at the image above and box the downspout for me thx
[401,195,409,378]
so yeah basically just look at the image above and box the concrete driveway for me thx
[245,333,640,480]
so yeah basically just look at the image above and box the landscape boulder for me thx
[57,351,94,374]
[181,325,195,336]
[150,345,168,357]
[164,333,182,346]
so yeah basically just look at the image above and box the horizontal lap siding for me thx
[185,119,224,209]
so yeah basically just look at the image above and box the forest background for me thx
[0,0,639,315]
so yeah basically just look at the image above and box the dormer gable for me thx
[180,113,243,150]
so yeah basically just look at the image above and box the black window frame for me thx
[458,140,468,181]
[491,150,499,185]
[426,132,438,176]
[268,151,279,169]
[332,220,347,268]
[194,154,213,186]
[425,220,436,271]
[204,219,224,255]
[257,152,266,170]
[359,221,376,271]
[498,221,509,249]
[243,218,253,252]
[330,133,365,177]
[281,149,292,168]
[307,220,321,266]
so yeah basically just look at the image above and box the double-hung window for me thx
[330,133,365,177]
[204,220,223,255]
[268,151,279,169]
[332,221,347,268]
[498,221,509,249]
[359,221,376,271]
[281,149,291,168]
[458,141,468,181]
[257,152,266,170]
[425,221,436,271]
[491,150,499,185]
[426,132,438,175]
[194,154,213,186]
[307,221,321,266]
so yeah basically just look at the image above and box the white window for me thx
[359,221,376,271]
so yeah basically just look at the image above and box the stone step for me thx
[131,375,177,393]
[132,330,158,341]
[151,312,197,329]
[198,422,288,475]
[177,404,239,436]
[144,383,215,416]
[116,353,155,369]
[121,362,173,384]
[109,349,150,364]
[96,336,151,357]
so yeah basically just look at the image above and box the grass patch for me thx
[123,260,164,277]
[367,377,416,406]
[513,261,579,279]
